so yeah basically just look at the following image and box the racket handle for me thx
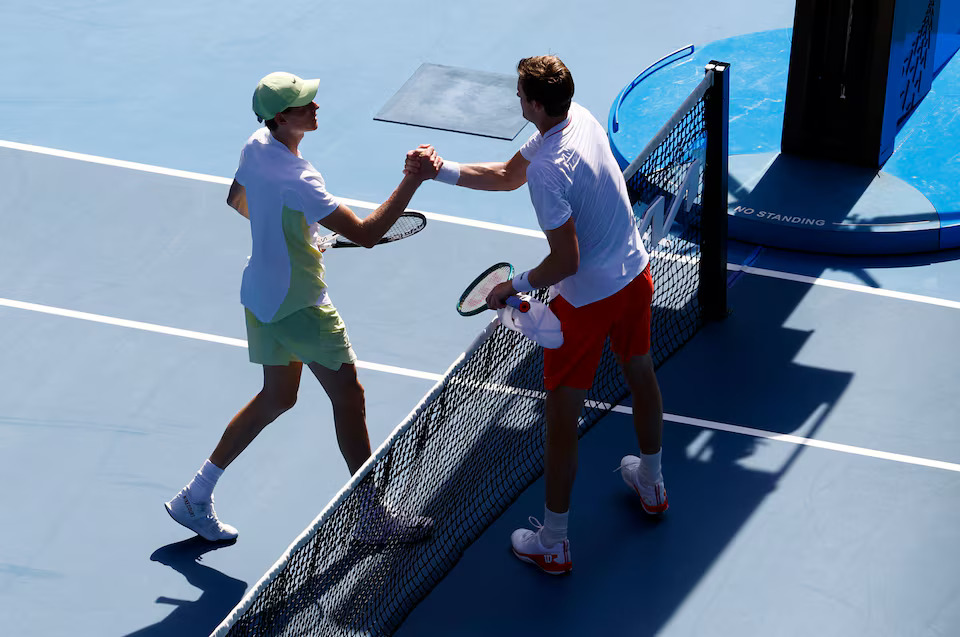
[506,296,530,313]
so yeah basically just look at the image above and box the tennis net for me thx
[214,60,729,637]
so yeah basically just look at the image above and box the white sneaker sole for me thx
[511,549,573,575]
[164,502,238,542]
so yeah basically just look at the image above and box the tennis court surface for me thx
[2,2,959,636]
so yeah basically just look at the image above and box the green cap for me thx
[252,72,320,122]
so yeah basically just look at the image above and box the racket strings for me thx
[458,265,512,314]
[314,212,426,249]
[384,213,426,241]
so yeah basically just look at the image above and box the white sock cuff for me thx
[541,506,569,545]
[640,450,662,478]
[200,459,224,482]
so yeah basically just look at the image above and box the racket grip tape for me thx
[506,296,530,313]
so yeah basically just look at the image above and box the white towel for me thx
[497,294,563,349]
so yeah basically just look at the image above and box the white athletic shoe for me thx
[620,455,669,514]
[510,517,572,575]
[353,502,434,545]
[164,489,239,542]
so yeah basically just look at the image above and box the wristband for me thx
[512,270,534,293]
[435,160,461,185]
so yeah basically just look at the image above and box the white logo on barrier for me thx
[637,159,700,245]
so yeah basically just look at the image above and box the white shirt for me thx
[234,128,340,322]
[520,102,648,307]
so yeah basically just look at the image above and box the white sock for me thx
[185,459,223,503]
[639,450,662,481]
[540,507,568,547]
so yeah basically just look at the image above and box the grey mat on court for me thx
[375,63,529,140]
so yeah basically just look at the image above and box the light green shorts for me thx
[245,305,358,369]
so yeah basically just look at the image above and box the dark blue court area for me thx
[2,2,959,636]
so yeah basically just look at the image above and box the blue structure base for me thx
[609,29,960,255]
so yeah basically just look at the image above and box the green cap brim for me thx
[290,79,320,108]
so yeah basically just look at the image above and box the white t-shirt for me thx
[520,102,648,308]
[234,128,341,322]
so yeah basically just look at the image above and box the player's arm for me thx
[486,218,579,310]
[318,153,440,248]
[227,180,249,219]
[454,151,529,191]
[406,147,528,191]
[526,217,579,287]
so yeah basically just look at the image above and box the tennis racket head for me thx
[457,262,514,316]
[331,211,427,248]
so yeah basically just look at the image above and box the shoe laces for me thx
[195,496,225,526]
[614,461,661,484]
[527,517,567,551]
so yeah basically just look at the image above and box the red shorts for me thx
[543,264,653,391]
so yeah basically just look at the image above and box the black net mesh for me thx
[222,75,716,637]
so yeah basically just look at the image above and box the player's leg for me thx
[165,309,303,541]
[165,363,303,541]
[308,359,434,544]
[208,362,303,469]
[543,385,585,515]
[611,265,668,514]
[286,305,431,544]
[621,352,663,455]
[509,383,583,573]
[306,361,370,475]
[511,295,605,575]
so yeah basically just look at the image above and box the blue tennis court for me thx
[2,2,959,636]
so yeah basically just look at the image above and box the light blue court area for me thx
[4,1,960,636]
[609,29,960,254]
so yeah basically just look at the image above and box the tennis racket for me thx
[456,262,531,316]
[312,211,427,249]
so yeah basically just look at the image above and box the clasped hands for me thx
[404,144,442,181]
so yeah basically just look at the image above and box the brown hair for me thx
[517,56,574,117]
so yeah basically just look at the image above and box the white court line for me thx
[610,406,960,473]
[0,140,544,240]
[5,138,960,309]
[2,295,957,472]
[0,298,442,382]
[0,139,232,185]
[727,263,960,310]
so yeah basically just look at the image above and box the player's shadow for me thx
[217,269,858,637]
[223,539,387,635]
[123,537,246,637]
[395,261,854,636]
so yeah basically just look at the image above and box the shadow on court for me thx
[395,260,854,636]
[124,538,246,637]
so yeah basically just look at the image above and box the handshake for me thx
[403,144,443,181]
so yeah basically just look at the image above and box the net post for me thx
[701,60,730,322]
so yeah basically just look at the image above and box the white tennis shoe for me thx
[510,517,572,575]
[164,489,239,542]
[620,455,669,514]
